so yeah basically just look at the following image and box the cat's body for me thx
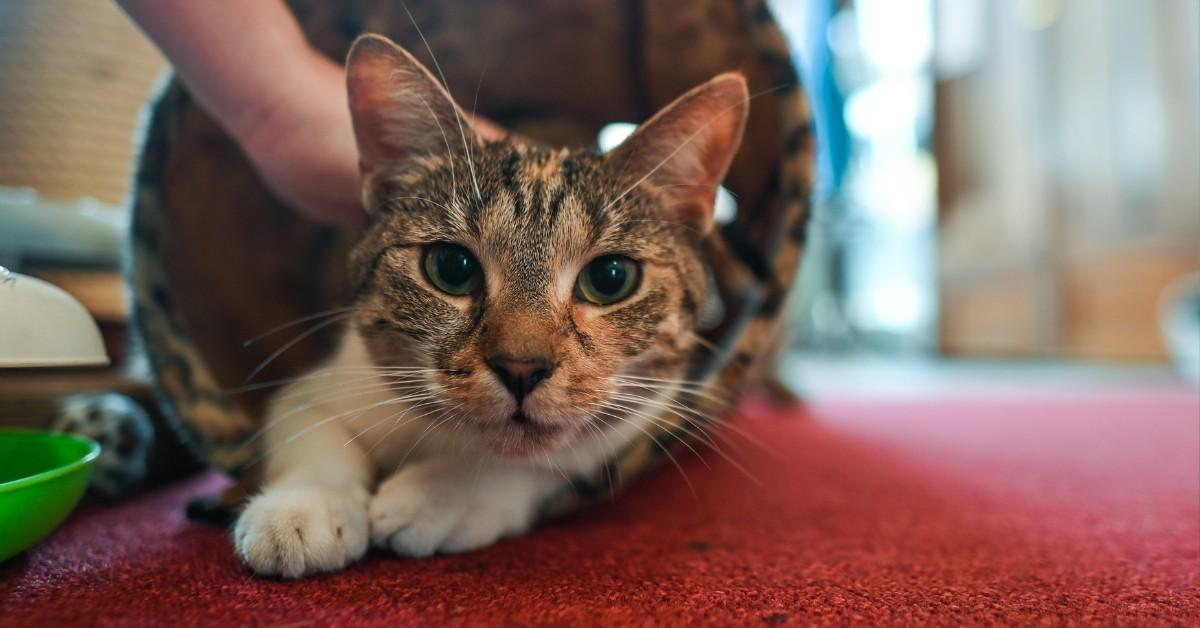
[236,332,626,575]
[231,36,751,576]
[129,0,814,580]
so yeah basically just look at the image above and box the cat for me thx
[231,34,750,578]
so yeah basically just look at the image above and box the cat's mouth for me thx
[475,411,572,457]
[510,411,536,425]
[507,412,562,436]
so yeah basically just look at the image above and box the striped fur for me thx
[129,0,813,518]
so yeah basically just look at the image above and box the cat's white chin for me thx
[475,415,582,459]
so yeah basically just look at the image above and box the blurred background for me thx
[777,0,1199,395]
[0,0,1197,395]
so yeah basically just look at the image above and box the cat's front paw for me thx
[369,463,536,557]
[233,484,369,578]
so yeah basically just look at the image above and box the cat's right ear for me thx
[603,73,748,234]
[346,35,480,207]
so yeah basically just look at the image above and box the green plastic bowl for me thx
[0,429,99,562]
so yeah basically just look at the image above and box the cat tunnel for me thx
[130,0,813,485]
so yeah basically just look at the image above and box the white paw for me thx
[233,484,369,578]
[369,464,535,557]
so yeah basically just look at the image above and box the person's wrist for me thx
[230,45,364,226]
[233,45,342,160]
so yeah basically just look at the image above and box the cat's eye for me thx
[422,243,482,296]
[575,255,641,305]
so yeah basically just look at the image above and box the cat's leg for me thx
[369,458,560,557]
[232,400,374,578]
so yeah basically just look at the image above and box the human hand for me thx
[238,49,507,227]
[234,49,363,227]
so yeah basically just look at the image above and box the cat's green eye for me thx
[575,255,641,305]
[422,243,482,296]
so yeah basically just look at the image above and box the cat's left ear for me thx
[345,34,481,209]
[606,73,749,234]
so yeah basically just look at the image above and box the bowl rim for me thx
[0,428,100,493]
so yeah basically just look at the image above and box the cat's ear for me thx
[606,73,749,233]
[345,34,480,195]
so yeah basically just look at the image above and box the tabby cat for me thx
[232,34,751,578]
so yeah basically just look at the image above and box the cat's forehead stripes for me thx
[519,147,572,182]
[380,145,604,284]
[375,144,663,244]
[357,140,702,331]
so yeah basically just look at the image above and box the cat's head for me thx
[344,35,747,458]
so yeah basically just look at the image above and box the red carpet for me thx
[3,392,1198,625]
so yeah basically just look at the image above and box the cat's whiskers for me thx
[341,411,395,447]
[574,389,699,474]
[617,373,725,389]
[242,312,355,383]
[241,307,357,348]
[359,402,436,455]
[238,380,442,451]
[357,387,461,453]
[610,391,724,453]
[542,450,571,485]
[599,396,757,489]
[686,332,723,357]
[251,388,431,449]
[225,366,441,395]
[348,389,455,450]
[257,363,446,396]
[615,376,732,408]
[580,410,620,497]
[289,383,452,450]
[639,397,755,461]
[576,378,765,486]
[588,404,697,498]
[393,401,466,471]
[655,182,727,193]
[409,90,463,209]
[390,391,459,429]
[237,389,441,471]
[613,379,723,410]
[596,396,709,468]
[618,217,705,238]
[611,391,762,484]
[577,412,619,496]
[612,382,722,422]
[612,377,774,455]
[262,379,430,428]
[270,371,438,405]
[614,378,738,424]
[400,1,482,204]
[373,195,457,215]
[574,408,618,463]
[469,56,490,141]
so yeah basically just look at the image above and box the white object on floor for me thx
[0,187,126,267]
[0,267,109,367]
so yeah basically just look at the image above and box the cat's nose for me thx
[487,355,554,402]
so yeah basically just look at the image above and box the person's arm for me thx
[118,0,364,225]
[119,2,510,227]
[117,1,321,142]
